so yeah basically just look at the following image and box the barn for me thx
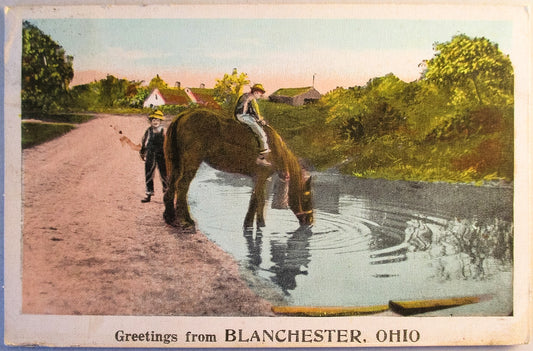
[143,88,219,109]
[269,87,322,106]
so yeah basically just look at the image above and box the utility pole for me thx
[313,73,316,88]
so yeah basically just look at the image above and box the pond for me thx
[188,164,513,316]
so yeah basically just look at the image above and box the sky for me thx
[28,17,513,94]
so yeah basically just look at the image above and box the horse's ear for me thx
[305,176,312,188]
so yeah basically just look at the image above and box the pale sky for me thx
[28,17,513,94]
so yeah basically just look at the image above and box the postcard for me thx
[3,2,531,348]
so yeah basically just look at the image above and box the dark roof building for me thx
[269,87,322,106]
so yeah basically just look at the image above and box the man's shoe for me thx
[256,156,271,167]
[141,195,151,203]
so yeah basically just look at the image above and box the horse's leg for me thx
[244,192,258,230]
[255,176,268,228]
[244,174,269,229]
[174,159,202,228]
[163,165,180,225]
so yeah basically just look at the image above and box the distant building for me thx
[188,88,220,109]
[269,87,322,106]
[143,87,219,109]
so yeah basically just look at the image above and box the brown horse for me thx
[163,108,313,230]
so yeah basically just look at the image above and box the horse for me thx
[163,108,314,230]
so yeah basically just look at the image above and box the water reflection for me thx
[244,229,263,268]
[269,227,312,294]
[189,164,513,315]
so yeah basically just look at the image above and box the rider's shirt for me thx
[234,93,263,120]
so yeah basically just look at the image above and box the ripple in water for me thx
[188,164,513,315]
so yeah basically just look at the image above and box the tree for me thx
[148,74,169,90]
[424,34,513,106]
[323,74,408,143]
[129,86,151,108]
[69,83,99,110]
[213,68,250,112]
[22,21,74,112]
[97,75,130,107]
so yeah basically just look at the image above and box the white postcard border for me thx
[3,2,531,348]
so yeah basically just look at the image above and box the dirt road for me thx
[22,114,273,316]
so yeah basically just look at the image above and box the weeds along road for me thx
[21,113,273,316]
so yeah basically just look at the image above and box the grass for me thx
[22,121,77,149]
[21,112,95,149]
[259,100,513,184]
[21,113,94,124]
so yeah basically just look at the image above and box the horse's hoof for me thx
[178,223,196,234]
[165,220,179,228]
[164,218,178,227]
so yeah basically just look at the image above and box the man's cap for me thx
[149,110,165,120]
[251,84,266,93]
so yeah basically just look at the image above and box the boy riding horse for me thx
[234,83,271,167]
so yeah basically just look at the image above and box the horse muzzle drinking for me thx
[296,209,314,227]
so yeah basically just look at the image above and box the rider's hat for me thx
[149,110,165,120]
[251,83,266,94]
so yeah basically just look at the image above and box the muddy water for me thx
[188,164,513,316]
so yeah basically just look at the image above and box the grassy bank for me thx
[259,100,513,185]
[21,113,95,149]
[22,121,77,149]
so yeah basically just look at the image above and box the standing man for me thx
[140,110,168,203]
[234,83,271,166]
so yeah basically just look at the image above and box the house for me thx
[187,88,220,109]
[143,87,219,109]
[269,87,322,106]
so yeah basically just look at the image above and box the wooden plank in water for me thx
[370,254,407,265]
[369,242,410,258]
[389,296,481,316]
[271,305,389,317]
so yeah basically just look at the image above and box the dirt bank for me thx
[22,114,274,316]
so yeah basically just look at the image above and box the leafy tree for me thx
[129,86,151,108]
[70,77,145,110]
[213,68,250,112]
[97,74,130,107]
[424,34,513,106]
[148,74,169,90]
[323,74,408,143]
[69,83,99,110]
[402,79,455,140]
[22,21,74,112]
[126,80,143,98]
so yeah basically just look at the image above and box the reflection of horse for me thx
[270,227,313,293]
[163,108,313,230]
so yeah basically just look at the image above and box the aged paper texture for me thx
[3,1,531,348]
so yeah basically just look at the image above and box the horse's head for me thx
[290,175,314,227]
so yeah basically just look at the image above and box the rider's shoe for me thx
[141,195,152,203]
[256,155,271,167]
